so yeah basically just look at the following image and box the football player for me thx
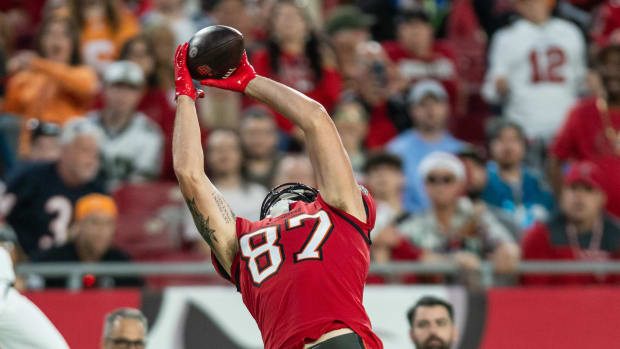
[173,43,383,349]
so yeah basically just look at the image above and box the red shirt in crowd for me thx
[382,40,460,111]
[365,103,399,150]
[250,49,343,132]
[550,97,620,218]
[521,215,620,285]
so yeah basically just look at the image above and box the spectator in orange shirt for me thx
[3,16,98,155]
[67,0,140,71]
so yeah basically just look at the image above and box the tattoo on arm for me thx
[185,198,217,248]
[212,192,235,224]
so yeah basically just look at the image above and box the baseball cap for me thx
[407,79,448,106]
[564,161,605,191]
[103,60,145,87]
[418,151,466,181]
[326,5,375,35]
[75,194,118,220]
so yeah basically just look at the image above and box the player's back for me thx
[213,191,382,349]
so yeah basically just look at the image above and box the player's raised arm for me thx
[200,53,366,223]
[172,43,238,274]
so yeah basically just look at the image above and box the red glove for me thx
[200,51,257,93]
[174,43,204,100]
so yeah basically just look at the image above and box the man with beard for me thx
[549,42,620,219]
[407,296,457,349]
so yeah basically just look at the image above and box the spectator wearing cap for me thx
[3,16,98,156]
[482,119,554,232]
[2,119,105,257]
[522,161,620,285]
[333,98,370,175]
[549,43,620,219]
[31,193,143,288]
[387,80,464,214]
[482,0,586,142]
[5,120,62,179]
[326,5,374,83]
[240,107,283,188]
[397,152,518,281]
[87,60,164,190]
[381,9,463,115]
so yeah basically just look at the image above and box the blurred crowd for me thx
[0,0,620,290]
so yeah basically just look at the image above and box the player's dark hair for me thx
[406,296,454,327]
[260,182,319,220]
[119,34,160,87]
[36,15,82,66]
[267,0,325,81]
[363,153,402,174]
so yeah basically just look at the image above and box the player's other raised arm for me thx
[201,53,366,223]
[173,44,238,275]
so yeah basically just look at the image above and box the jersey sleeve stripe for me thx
[329,208,371,245]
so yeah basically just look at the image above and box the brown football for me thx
[186,25,244,80]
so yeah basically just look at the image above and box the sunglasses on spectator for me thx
[107,338,146,349]
[426,175,456,185]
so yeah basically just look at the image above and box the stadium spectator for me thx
[522,161,620,285]
[24,120,62,163]
[142,0,196,46]
[206,129,268,221]
[548,42,620,219]
[3,16,98,155]
[482,119,554,231]
[481,0,586,142]
[239,107,282,188]
[207,0,257,51]
[352,40,408,148]
[271,153,316,188]
[397,152,519,278]
[407,296,457,349]
[101,308,147,349]
[120,34,177,180]
[325,5,374,84]
[250,0,342,132]
[88,60,164,190]
[387,80,464,214]
[31,194,143,288]
[382,9,463,115]
[457,145,522,239]
[364,153,421,267]
[590,1,620,50]
[333,98,369,175]
[60,0,139,71]
[1,119,105,256]
[7,120,62,179]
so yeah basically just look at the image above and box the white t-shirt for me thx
[0,248,15,284]
[88,111,164,190]
[482,18,586,139]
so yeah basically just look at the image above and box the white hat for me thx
[407,79,447,105]
[418,151,465,181]
[103,60,145,87]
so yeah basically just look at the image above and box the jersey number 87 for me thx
[239,211,334,286]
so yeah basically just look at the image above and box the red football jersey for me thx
[212,190,383,349]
